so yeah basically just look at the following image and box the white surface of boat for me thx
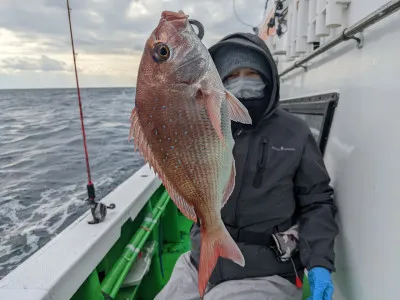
[261,1,400,299]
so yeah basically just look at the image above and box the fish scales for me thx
[129,10,252,299]
[142,91,224,210]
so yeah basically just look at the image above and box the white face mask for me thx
[223,76,266,99]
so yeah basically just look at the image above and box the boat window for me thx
[279,92,339,155]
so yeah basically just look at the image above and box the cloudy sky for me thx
[0,0,268,89]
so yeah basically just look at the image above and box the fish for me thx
[129,10,252,298]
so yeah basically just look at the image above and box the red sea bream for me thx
[129,10,252,298]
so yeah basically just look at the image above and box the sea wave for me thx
[0,87,144,278]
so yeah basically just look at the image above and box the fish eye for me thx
[153,42,170,62]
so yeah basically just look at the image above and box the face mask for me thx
[223,76,266,99]
[224,76,269,124]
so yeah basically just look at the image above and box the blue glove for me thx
[307,267,334,300]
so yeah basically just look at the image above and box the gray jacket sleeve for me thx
[294,130,339,272]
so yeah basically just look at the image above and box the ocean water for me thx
[0,88,145,279]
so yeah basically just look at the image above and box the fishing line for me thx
[232,0,269,31]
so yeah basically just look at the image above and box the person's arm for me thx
[294,130,339,272]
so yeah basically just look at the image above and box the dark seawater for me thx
[0,88,145,278]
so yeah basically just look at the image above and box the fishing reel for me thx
[86,183,116,225]
[87,200,116,225]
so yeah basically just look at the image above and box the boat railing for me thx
[279,0,400,77]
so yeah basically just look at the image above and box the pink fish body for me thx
[129,10,252,298]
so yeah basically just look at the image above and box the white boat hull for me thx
[270,1,400,299]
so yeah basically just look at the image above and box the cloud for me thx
[2,55,67,72]
[0,0,268,89]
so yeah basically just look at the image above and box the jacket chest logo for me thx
[271,146,296,152]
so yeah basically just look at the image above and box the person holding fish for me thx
[131,10,338,300]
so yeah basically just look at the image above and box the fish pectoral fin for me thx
[224,89,252,124]
[222,160,236,208]
[198,89,228,149]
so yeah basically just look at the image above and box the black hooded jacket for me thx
[189,33,339,286]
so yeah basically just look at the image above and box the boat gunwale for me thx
[0,164,161,300]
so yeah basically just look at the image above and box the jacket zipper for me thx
[233,128,246,226]
[253,137,268,188]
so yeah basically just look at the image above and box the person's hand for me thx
[307,267,334,300]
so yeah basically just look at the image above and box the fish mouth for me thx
[160,11,204,41]
[159,10,189,33]
[161,10,188,22]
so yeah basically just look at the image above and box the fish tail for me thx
[198,224,245,298]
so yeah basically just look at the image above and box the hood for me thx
[208,32,280,123]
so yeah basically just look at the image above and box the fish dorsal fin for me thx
[161,176,198,223]
[129,107,198,223]
[224,89,252,124]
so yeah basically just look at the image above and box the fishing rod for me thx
[66,0,115,224]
